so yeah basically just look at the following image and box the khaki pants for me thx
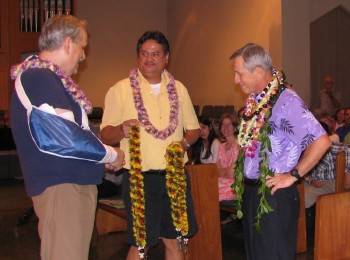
[32,183,97,260]
[304,180,335,208]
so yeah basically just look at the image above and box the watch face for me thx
[291,169,301,179]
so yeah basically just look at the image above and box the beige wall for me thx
[282,0,350,107]
[76,0,167,108]
[167,0,281,110]
[76,0,281,111]
[76,0,350,111]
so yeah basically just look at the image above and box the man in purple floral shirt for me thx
[230,43,331,260]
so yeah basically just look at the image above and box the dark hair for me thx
[219,113,239,139]
[136,31,170,55]
[319,121,331,135]
[191,117,219,165]
[334,107,345,120]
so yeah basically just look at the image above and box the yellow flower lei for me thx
[129,126,146,257]
[129,126,188,258]
[165,142,189,250]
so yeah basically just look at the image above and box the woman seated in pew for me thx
[191,115,239,224]
[191,116,221,165]
[216,114,239,202]
[216,114,240,224]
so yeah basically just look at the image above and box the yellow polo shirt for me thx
[101,69,199,170]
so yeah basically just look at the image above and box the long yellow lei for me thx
[165,142,189,250]
[129,126,188,258]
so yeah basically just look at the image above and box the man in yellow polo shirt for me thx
[100,31,200,260]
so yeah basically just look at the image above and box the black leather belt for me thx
[244,178,262,186]
[144,170,167,175]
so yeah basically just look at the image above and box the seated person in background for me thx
[334,107,350,143]
[97,170,123,199]
[319,76,341,116]
[332,108,345,132]
[305,122,350,208]
[216,114,239,202]
[344,132,350,145]
[304,122,350,241]
[191,116,221,165]
[319,112,335,133]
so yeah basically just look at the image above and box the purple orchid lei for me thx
[10,55,92,114]
[129,68,179,140]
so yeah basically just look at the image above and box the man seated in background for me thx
[304,122,350,243]
[319,76,341,116]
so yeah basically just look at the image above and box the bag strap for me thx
[14,72,89,129]
[15,74,33,112]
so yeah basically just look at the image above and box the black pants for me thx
[243,183,299,260]
[122,169,198,247]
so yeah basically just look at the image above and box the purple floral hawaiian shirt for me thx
[244,88,326,179]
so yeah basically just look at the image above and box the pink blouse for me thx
[217,139,239,169]
[216,139,239,201]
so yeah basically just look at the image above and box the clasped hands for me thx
[105,147,125,172]
[105,119,139,172]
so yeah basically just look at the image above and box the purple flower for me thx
[129,68,179,140]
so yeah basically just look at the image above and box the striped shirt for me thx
[308,142,350,180]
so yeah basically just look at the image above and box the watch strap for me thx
[291,169,302,181]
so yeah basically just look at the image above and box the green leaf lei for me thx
[233,70,286,233]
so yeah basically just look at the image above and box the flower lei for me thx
[165,142,189,251]
[129,68,179,140]
[10,55,92,114]
[129,126,188,258]
[233,70,286,233]
[129,126,146,258]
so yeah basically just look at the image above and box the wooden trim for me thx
[314,191,350,259]
[335,151,346,193]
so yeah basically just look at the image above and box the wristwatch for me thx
[183,138,191,150]
[290,169,302,181]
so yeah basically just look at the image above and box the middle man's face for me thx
[138,40,169,84]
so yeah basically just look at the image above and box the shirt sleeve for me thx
[100,81,124,129]
[19,70,118,164]
[22,68,71,110]
[275,92,326,150]
[332,143,350,173]
[177,80,200,131]
[211,138,221,163]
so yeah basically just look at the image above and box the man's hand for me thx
[266,173,296,195]
[106,148,125,172]
[122,119,139,138]
[311,179,323,187]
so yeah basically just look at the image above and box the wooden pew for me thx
[335,151,346,193]
[95,200,127,235]
[314,191,350,259]
[185,164,222,260]
[95,164,223,260]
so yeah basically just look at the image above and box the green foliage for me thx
[254,122,275,232]
[232,150,245,219]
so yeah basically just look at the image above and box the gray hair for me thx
[230,43,273,73]
[38,15,87,51]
